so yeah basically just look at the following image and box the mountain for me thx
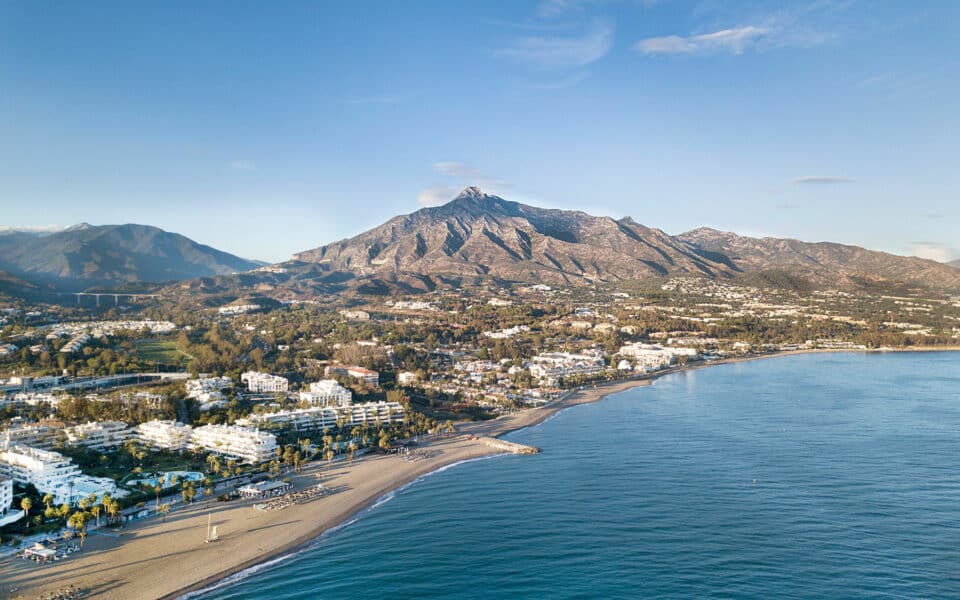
[168,188,960,299]
[949,259,960,269]
[292,187,738,289]
[0,269,43,298]
[0,224,262,291]
[677,228,960,291]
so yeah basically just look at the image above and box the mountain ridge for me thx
[0,223,263,292]
[283,187,960,294]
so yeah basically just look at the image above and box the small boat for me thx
[205,513,220,543]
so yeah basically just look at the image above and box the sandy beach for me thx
[2,347,957,600]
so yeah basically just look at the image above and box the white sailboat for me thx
[205,513,220,543]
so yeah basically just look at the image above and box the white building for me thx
[218,304,261,316]
[186,376,233,398]
[189,424,277,464]
[64,421,132,450]
[527,352,606,383]
[0,477,24,527]
[397,371,418,386]
[241,371,289,393]
[1,423,62,450]
[299,380,352,407]
[237,402,404,432]
[618,343,698,371]
[0,445,121,506]
[137,420,193,451]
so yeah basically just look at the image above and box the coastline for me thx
[2,346,957,600]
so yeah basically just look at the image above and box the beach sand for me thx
[2,347,956,599]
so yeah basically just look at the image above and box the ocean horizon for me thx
[199,352,960,599]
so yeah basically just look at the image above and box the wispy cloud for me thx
[635,25,769,55]
[909,242,958,263]
[340,93,412,105]
[635,2,848,57]
[418,162,513,207]
[417,186,461,208]
[498,19,613,69]
[791,175,852,185]
[228,160,257,173]
[0,224,69,234]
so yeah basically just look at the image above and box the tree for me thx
[20,497,32,527]
[158,503,170,522]
[67,511,91,547]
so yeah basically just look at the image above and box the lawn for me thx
[136,339,191,366]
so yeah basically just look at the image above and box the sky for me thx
[1,1,957,263]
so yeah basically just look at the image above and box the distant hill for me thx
[677,228,960,291]
[0,269,43,298]
[0,224,262,291]
[949,259,960,269]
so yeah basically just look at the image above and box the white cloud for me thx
[0,224,69,234]
[498,20,613,69]
[418,162,513,207]
[228,160,257,172]
[791,175,852,185]
[635,25,769,55]
[910,243,957,263]
[417,186,460,208]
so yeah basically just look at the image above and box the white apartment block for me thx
[241,371,289,393]
[1,423,62,450]
[299,380,352,407]
[0,477,23,527]
[137,420,193,451]
[237,402,405,432]
[189,424,277,464]
[0,445,88,506]
[618,343,698,371]
[397,371,418,385]
[64,421,132,450]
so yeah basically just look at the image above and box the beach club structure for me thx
[299,379,353,407]
[0,445,122,506]
[237,480,291,499]
[240,371,289,393]
[236,401,404,432]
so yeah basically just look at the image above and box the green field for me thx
[136,339,192,365]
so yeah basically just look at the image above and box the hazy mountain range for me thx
[0,223,262,293]
[3,189,959,300]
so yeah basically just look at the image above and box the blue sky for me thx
[1,1,957,263]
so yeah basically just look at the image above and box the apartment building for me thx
[299,379,352,407]
[237,402,404,432]
[64,421,132,450]
[137,420,193,451]
[325,365,379,386]
[240,371,289,393]
[188,424,277,464]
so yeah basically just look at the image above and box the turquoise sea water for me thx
[198,353,960,599]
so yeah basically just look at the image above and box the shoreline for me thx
[2,346,957,600]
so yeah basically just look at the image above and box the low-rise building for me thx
[137,420,193,451]
[325,365,379,386]
[397,371,418,386]
[189,424,277,464]
[64,421,132,450]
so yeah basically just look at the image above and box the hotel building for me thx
[137,420,193,451]
[299,379,352,407]
[240,371,289,393]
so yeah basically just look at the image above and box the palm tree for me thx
[20,497,32,528]
[154,484,163,514]
[158,503,170,522]
[42,493,54,511]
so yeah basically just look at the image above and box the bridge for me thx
[55,292,160,306]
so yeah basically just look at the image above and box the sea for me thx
[197,352,960,599]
